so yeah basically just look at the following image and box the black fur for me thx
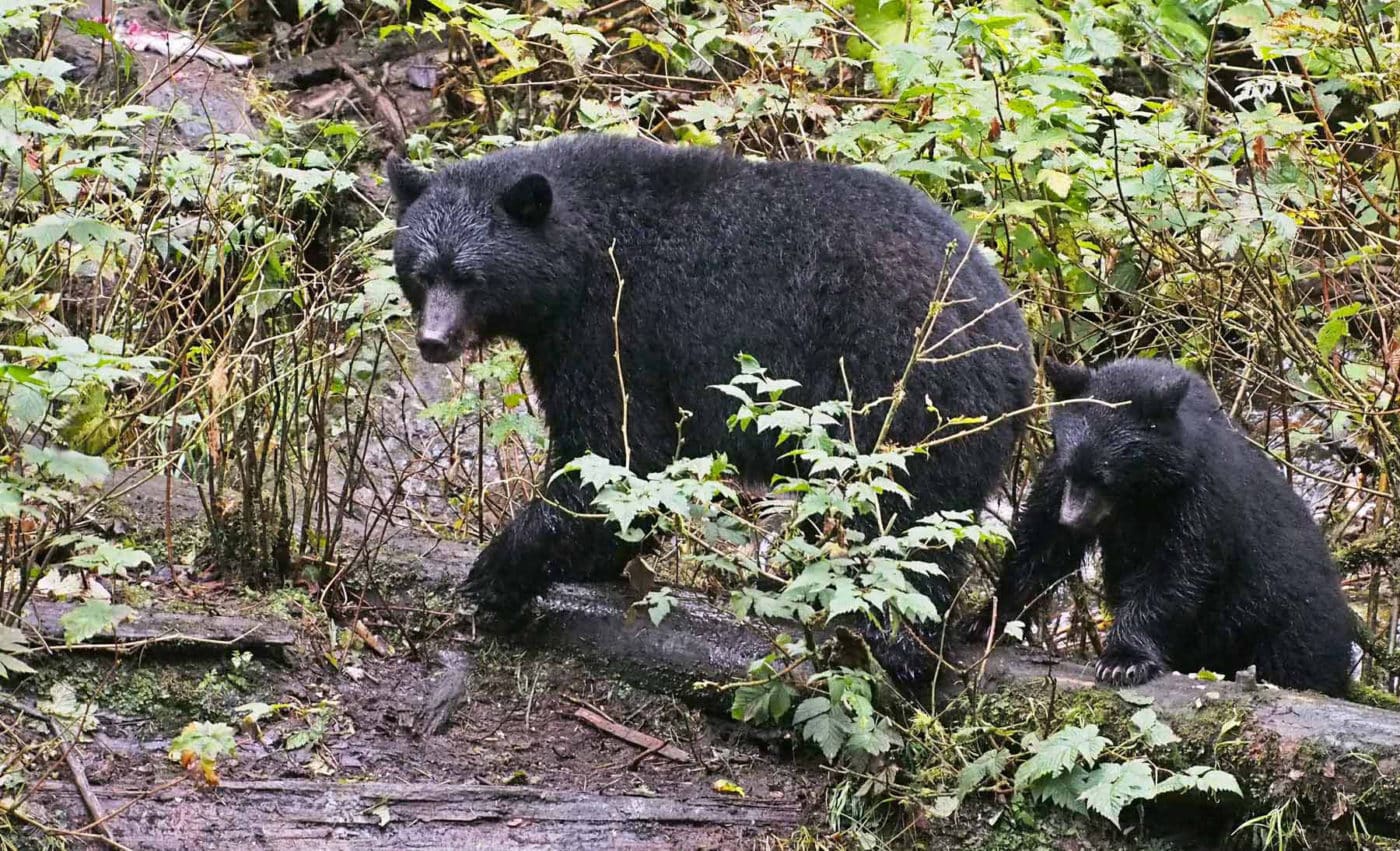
[989,358,1352,696]
[387,135,1035,682]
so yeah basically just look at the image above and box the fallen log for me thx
[33,778,804,850]
[263,35,425,90]
[23,601,297,652]
[517,583,1400,837]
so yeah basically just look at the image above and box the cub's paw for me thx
[1094,649,1165,687]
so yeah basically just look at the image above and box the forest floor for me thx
[9,2,1397,849]
[13,356,825,848]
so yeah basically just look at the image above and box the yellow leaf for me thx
[1040,169,1073,199]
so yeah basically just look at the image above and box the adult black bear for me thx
[986,358,1352,696]
[386,135,1034,681]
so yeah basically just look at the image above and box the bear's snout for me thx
[417,286,471,362]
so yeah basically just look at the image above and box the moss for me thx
[1348,681,1400,711]
[26,653,274,732]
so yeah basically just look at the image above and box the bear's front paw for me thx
[454,551,537,632]
[1094,648,1165,687]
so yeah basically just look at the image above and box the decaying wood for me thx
[571,706,692,764]
[23,601,296,651]
[0,699,118,849]
[414,648,473,737]
[336,60,407,148]
[36,778,804,850]
[264,35,424,90]
[352,619,393,657]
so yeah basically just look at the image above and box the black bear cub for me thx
[386,134,1034,682]
[989,358,1352,696]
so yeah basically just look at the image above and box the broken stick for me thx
[571,707,692,764]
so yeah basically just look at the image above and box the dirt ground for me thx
[13,597,821,848]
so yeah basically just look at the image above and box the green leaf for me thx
[1078,760,1158,828]
[844,713,900,756]
[825,580,864,618]
[1220,0,1272,28]
[1116,691,1155,707]
[1153,765,1242,799]
[24,446,110,487]
[957,748,1011,796]
[59,600,137,645]
[1372,101,1400,119]
[1130,708,1180,747]
[1155,0,1210,57]
[1316,316,1348,358]
[0,484,21,519]
[1014,724,1110,788]
[3,383,47,431]
[0,623,35,678]
[802,709,849,760]
[67,541,153,575]
[793,696,830,725]
[931,795,960,818]
[169,721,238,783]
[20,213,131,250]
[1316,302,1361,359]
[640,590,675,627]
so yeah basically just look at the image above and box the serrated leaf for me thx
[1078,760,1157,828]
[25,446,109,487]
[646,593,673,626]
[67,541,153,574]
[793,696,830,725]
[0,485,21,519]
[1153,765,1242,798]
[3,384,47,431]
[825,581,864,618]
[20,213,130,250]
[802,710,847,760]
[237,702,276,725]
[1316,316,1349,359]
[1014,724,1110,788]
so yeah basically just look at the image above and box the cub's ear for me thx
[385,154,431,208]
[500,173,552,225]
[1044,360,1091,400]
[1138,373,1191,420]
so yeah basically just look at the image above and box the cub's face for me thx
[1043,360,1195,534]
[384,155,556,363]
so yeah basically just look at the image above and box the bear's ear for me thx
[1138,373,1191,420]
[500,173,552,226]
[1044,360,1090,400]
[386,154,431,208]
